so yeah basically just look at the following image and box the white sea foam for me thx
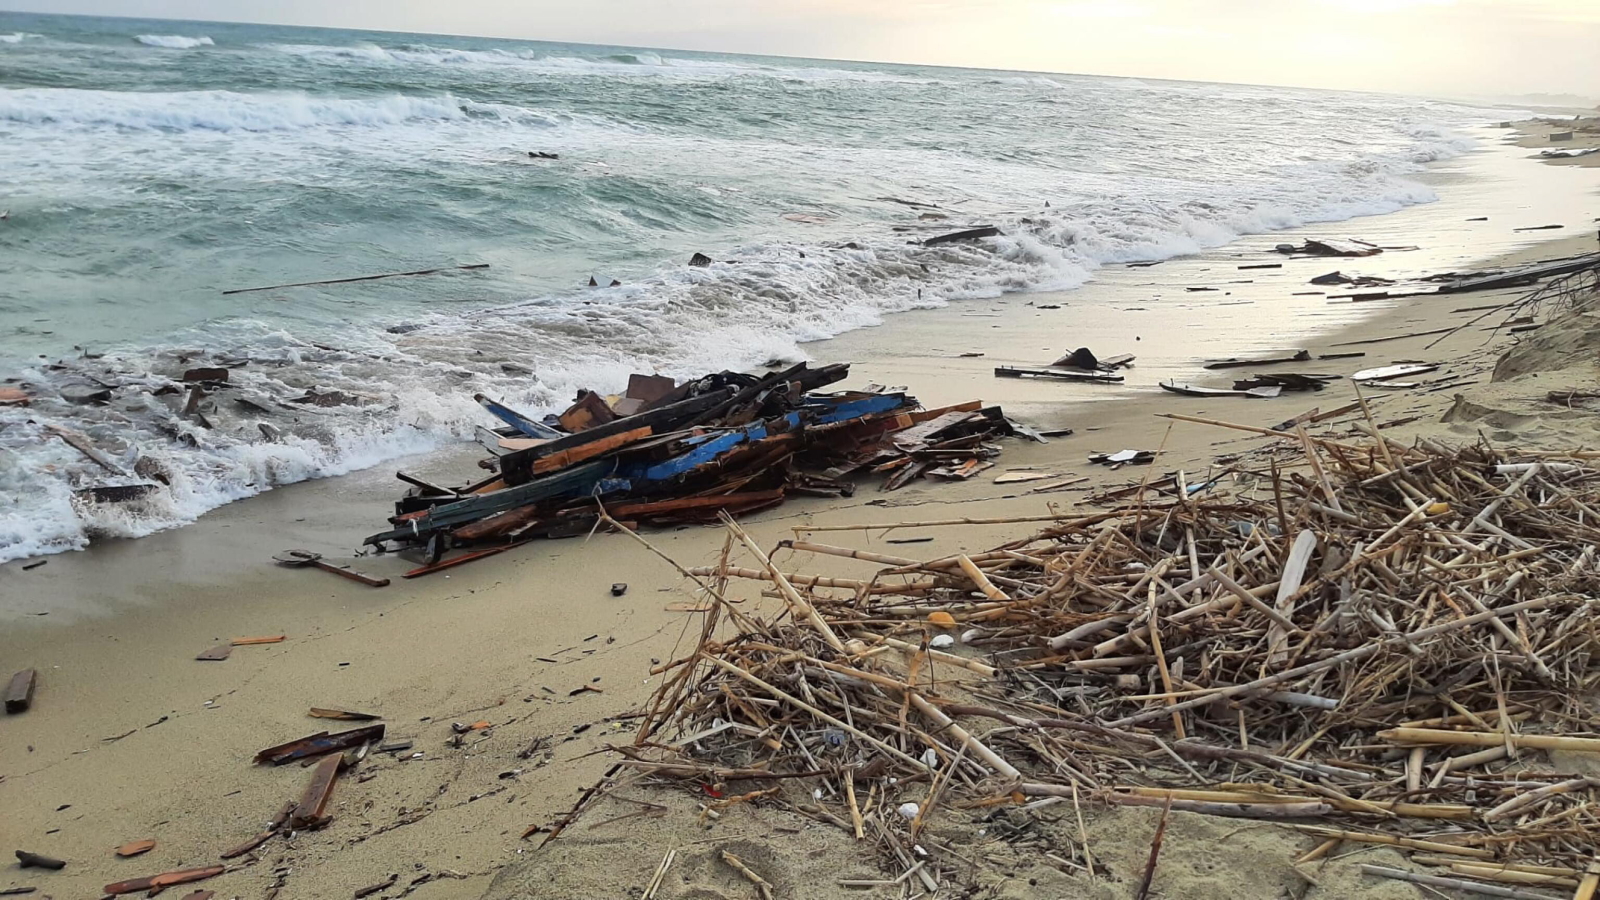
[0,140,1458,564]
[0,32,40,43]
[265,41,932,83]
[0,87,500,132]
[135,34,213,49]
[0,34,1491,563]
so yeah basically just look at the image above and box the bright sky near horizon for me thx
[17,0,1600,99]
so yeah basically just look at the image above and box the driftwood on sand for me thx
[567,403,1600,895]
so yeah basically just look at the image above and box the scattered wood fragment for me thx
[923,226,1000,246]
[13,851,64,870]
[104,866,224,896]
[115,840,156,858]
[254,724,385,766]
[289,754,341,830]
[309,708,380,721]
[5,669,37,713]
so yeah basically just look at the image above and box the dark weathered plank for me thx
[5,669,37,713]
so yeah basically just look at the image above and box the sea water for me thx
[0,11,1493,561]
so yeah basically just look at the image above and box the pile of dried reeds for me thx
[606,413,1600,898]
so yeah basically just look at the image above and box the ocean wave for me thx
[0,87,539,132]
[0,127,1463,565]
[0,31,41,43]
[988,75,1066,88]
[265,41,930,83]
[135,34,214,49]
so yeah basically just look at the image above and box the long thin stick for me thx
[722,514,845,651]
[221,263,488,294]
[1134,798,1173,900]
[1360,864,1564,900]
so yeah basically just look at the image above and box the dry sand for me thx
[2,125,1598,900]
[1507,115,1600,168]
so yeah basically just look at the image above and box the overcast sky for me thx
[15,0,1600,98]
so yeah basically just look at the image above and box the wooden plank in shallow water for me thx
[994,366,1122,383]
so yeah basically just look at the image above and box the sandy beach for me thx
[3,127,1599,900]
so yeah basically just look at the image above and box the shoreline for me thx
[2,128,1598,899]
[0,107,1520,567]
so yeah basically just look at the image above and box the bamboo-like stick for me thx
[957,554,1011,602]
[701,655,926,769]
[720,850,775,900]
[1109,596,1565,728]
[723,515,845,653]
[1290,826,1495,859]
[1574,860,1600,900]
[1482,777,1600,821]
[910,692,1020,780]
[843,774,864,839]
[684,565,938,594]
[1208,565,1299,632]
[1449,865,1578,889]
[1379,728,1600,754]
[793,513,1079,533]
[853,633,997,677]
[1361,864,1564,900]
[1408,858,1579,880]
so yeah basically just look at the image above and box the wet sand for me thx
[1,127,1598,899]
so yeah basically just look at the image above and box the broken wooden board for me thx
[1436,252,1600,294]
[993,471,1060,484]
[626,373,675,406]
[1203,350,1311,370]
[1352,363,1440,382]
[556,390,617,433]
[290,754,342,829]
[606,490,787,519]
[309,707,380,721]
[1159,381,1281,399]
[5,668,37,713]
[401,544,520,578]
[254,724,385,766]
[531,426,652,475]
[1279,238,1382,258]
[473,393,563,440]
[994,366,1122,383]
[923,225,1000,246]
[104,866,224,896]
[115,840,157,858]
[44,424,125,475]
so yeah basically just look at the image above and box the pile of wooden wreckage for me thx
[365,363,1033,567]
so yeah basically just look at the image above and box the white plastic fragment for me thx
[897,802,920,819]
[929,634,955,649]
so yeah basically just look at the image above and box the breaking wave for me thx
[0,87,545,132]
[135,34,213,48]
[0,31,40,43]
[265,41,932,83]
[0,17,1498,564]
